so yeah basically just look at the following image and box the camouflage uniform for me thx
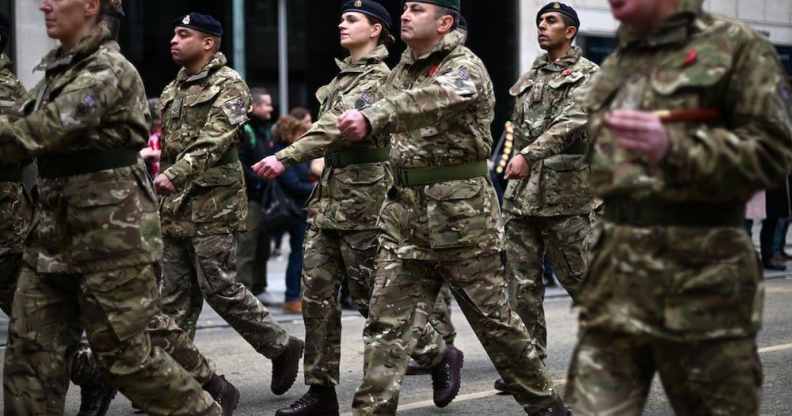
[351,30,560,415]
[565,1,792,414]
[0,53,29,316]
[503,46,597,358]
[275,45,449,387]
[158,52,290,358]
[0,25,220,416]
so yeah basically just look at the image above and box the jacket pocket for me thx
[330,164,389,225]
[542,155,591,209]
[190,164,245,224]
[424,178,488,250]
[65,178,148,263]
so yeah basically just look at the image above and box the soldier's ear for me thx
[370,22,383,40]
[84,0,101,20]
[565,25,577,41]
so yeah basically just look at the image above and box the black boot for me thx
[204,374,240,416]
[271,336,305,395]
[431,346,464,408]
[494,378,514,395]
[76,382,117,416]
[531,396,572,416]
[275,385,340,416]
[405,358,432,376]
[71,344,117,416]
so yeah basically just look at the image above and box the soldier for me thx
[253,2,460,414]
[0,1,229,415]
[496,2,597,394]
[338,1,568,415]
[565,0,792,415]
[155,12,304,398]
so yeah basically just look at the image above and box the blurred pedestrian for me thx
[270,115,314,315]
[238,87,276,303]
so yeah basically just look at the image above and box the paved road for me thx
[13,275,787,416]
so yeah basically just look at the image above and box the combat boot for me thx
[271,336,305,395]
[204,374,240,416]
[77,382,117,416]
[405,358,432,376]
[275,385,340,416]
[494,378,514,395]
[431,345,464,408]
[530,396,571,416]
[71,344,117,416]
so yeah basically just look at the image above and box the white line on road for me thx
[339,342,792,415]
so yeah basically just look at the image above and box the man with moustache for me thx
[156,12,303,398]
[565,0,792,414]
[496,2,597,394]
[338,1,569,414]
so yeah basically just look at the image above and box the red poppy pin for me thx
[683,48,698,67]
[427,64,440,77]
[562,68,573,77]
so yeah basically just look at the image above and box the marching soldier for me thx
[566,0,792,414]
[155,12,304,398]
[0,1,226,415]
[254,2,460,414]
[497,2,597,394]
[338,1,569,414]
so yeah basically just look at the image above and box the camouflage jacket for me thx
[362,30,502,260]
[579,0,792,341]
[0,25,161,273]
[0,54,31,256]
[276,45,391,231]
[503,47,597,218]
[159,53,250,238]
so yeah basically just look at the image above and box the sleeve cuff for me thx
[361,105,387,136]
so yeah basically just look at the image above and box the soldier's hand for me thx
[505,154,530,179]
[337,110,370,142]
[154,174,176,194]
[606,110,670,164]
[252,155,286,179]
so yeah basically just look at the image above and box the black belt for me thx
[603,198,745,228]
[38,149,139,179]
[325,148,388,169]
[160,148,239,171]
[394,161,488,187]
[0,163,22,182]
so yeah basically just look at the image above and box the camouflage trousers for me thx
[565,330,762,415]
[0,252,21,315]
[352,246,558,415]
[161,233,290,358]
[302,227,448,386]
[504,214,589,358]
[3,264,220,416]
[428,284,456,346]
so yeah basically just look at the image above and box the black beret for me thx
[174,13,223,38]
[537,2,580,29]
[342,0,393,32]
[407,0,460,11]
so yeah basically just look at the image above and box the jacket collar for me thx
[617,0,702,50]
[36,24,115,73]
[177,52,228,84]
[401,29,467,65]
[335,44,389,74]
[532,46,582,72]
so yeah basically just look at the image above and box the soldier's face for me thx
[537,12,576,51]
[170,27,212,66]
[608,0,676,26]
[401,2,446,43]
[339,12,381,50]
[39,0,99,42]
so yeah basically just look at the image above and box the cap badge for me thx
[182,15,191,25]
[554,2,561,8]
[355,0,363,7]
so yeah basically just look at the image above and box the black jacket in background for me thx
[239,117,275,202]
